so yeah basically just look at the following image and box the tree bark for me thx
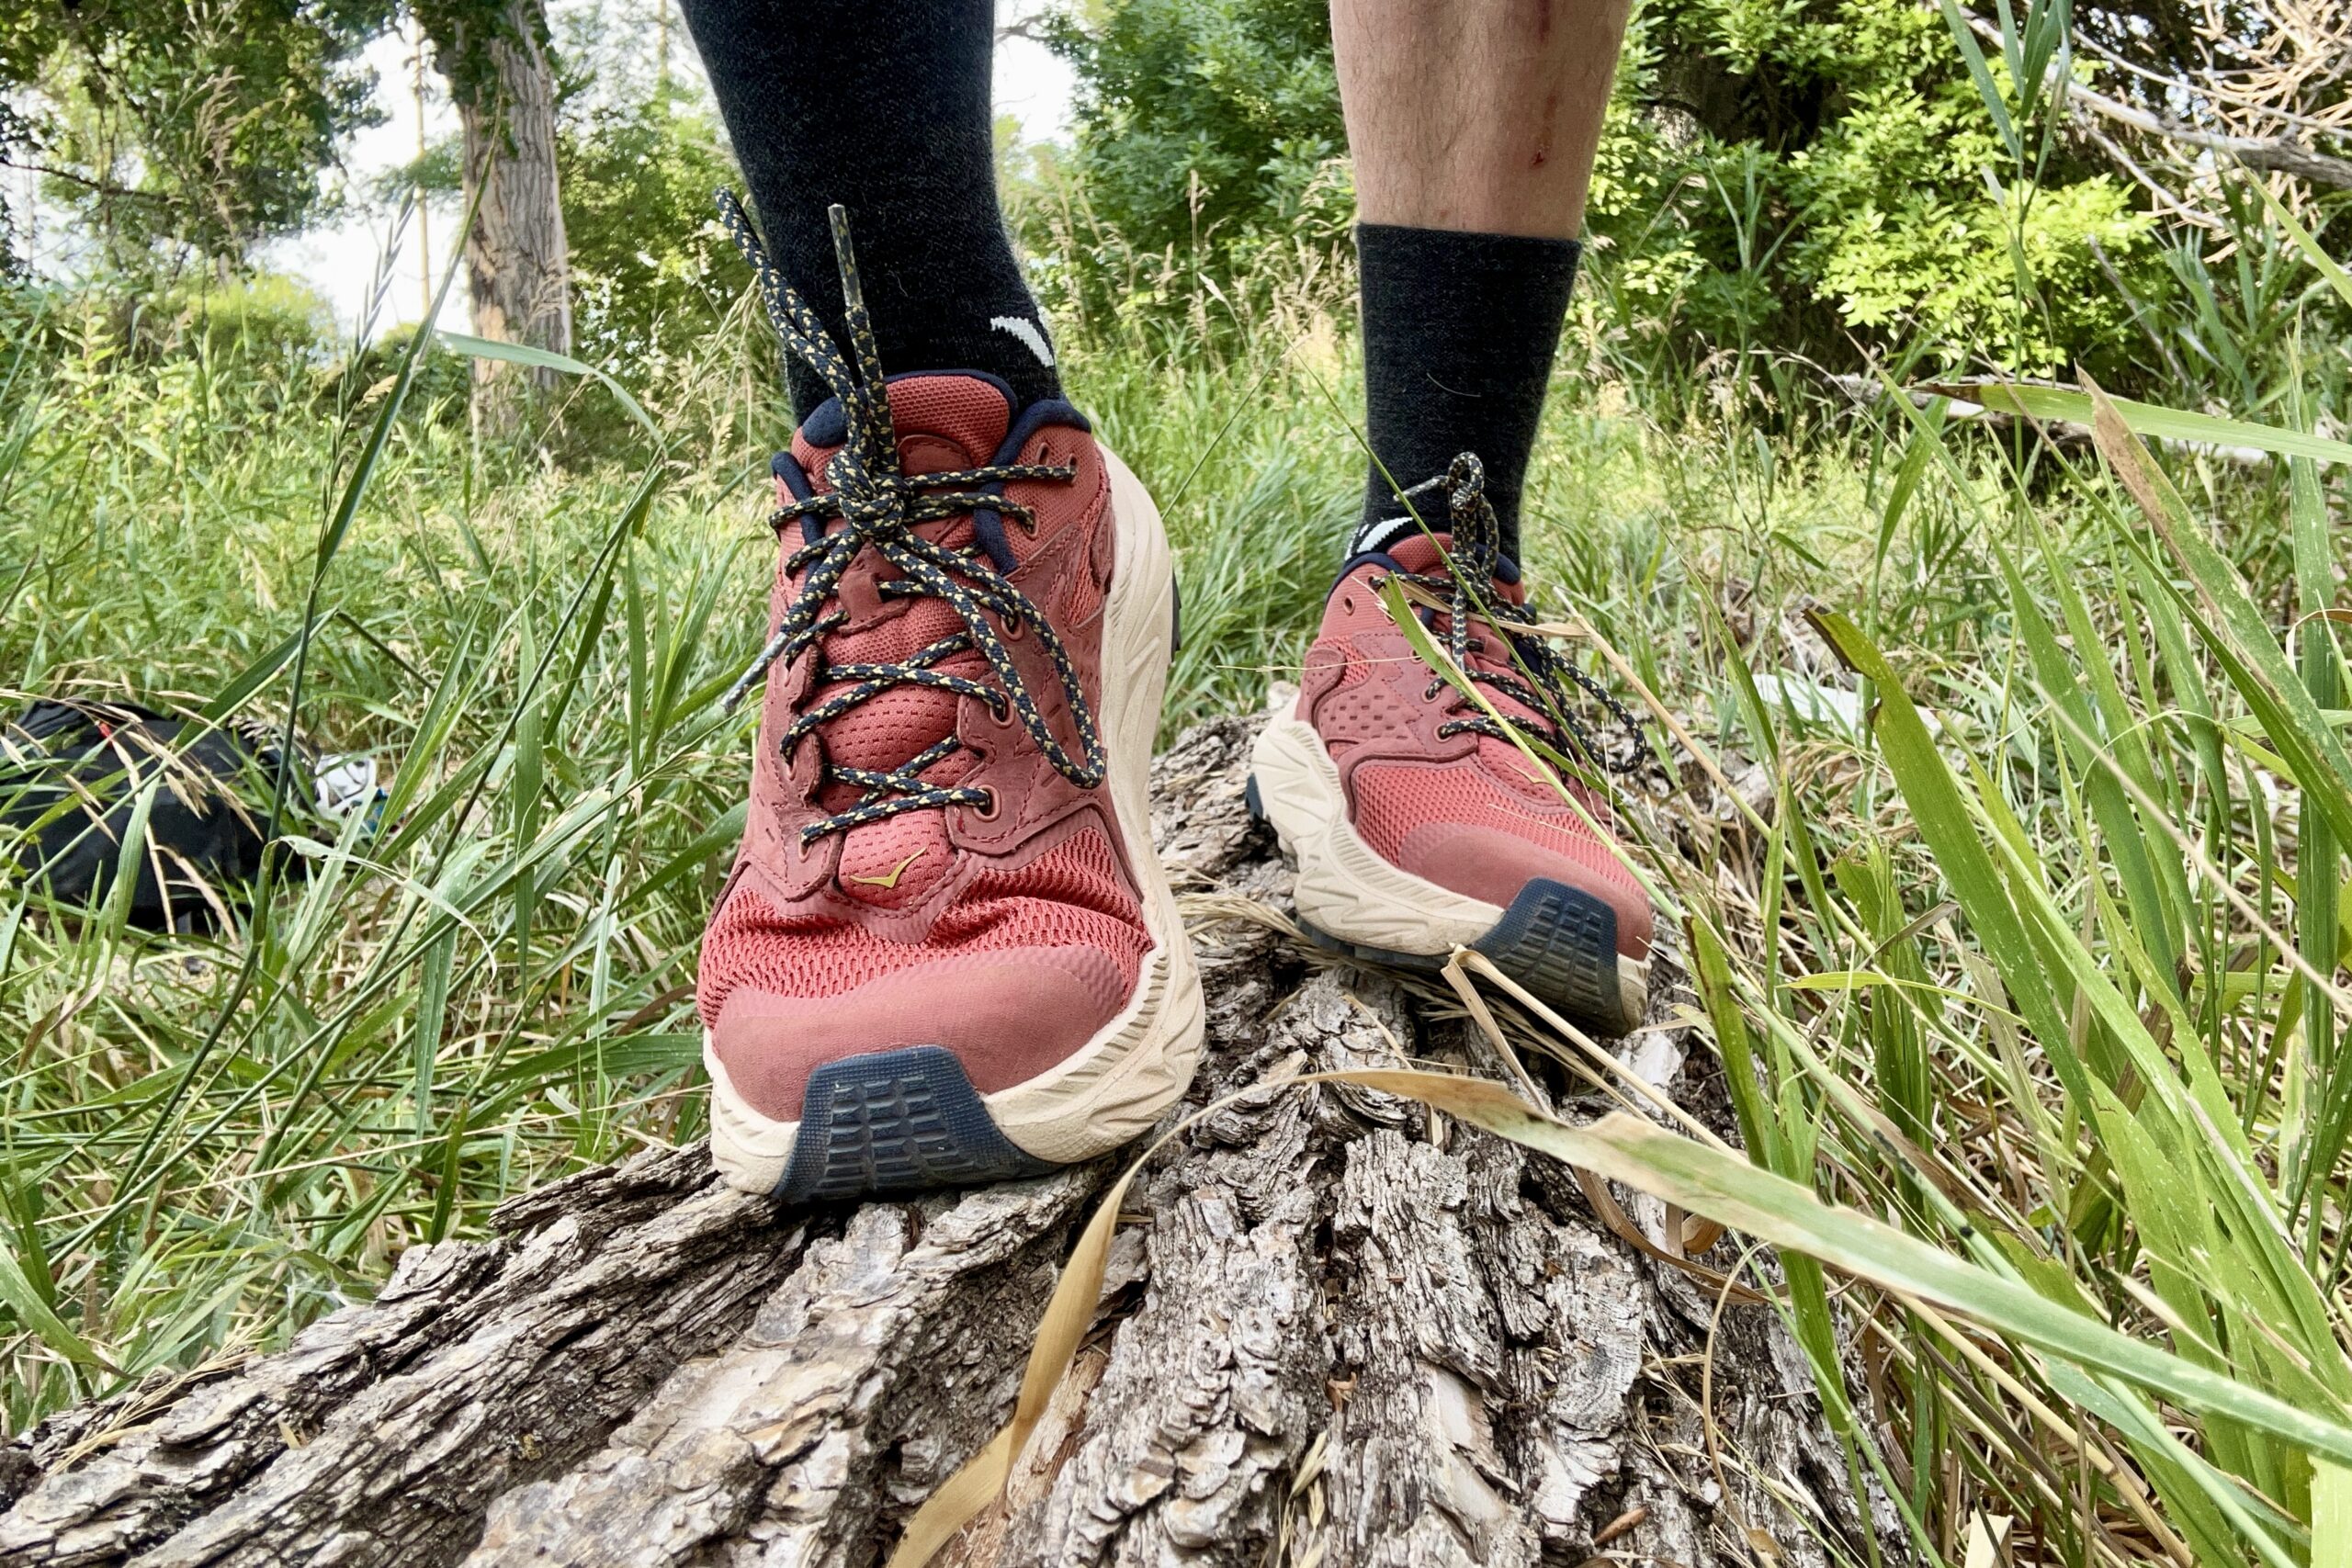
[433,0,572,417]
[0,715,1892,1568]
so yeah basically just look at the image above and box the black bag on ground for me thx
[0,699,307,931]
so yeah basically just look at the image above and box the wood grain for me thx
[0,716,1888,1567]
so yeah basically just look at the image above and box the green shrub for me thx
[1029,0,2184,389]
[332,321,476,426]
[558,82,752,375]
[163,273,338,370]
[1016,0,1354,351]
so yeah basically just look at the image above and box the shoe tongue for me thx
[788,375,1016,909]
[791,373,1013,483]
[1383,532,1451,575]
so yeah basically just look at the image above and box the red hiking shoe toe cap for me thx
[1350,759,1653,960]
[708,947,1130,1122]
[1392,820,1654,959]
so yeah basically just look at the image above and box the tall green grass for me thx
[0,290,763,1420]
[6,180,2352,1568]
[1646,362,2352,1560]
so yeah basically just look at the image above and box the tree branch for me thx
[1947,6,2352,191]
[2066,76,2352,189]
[0,157,164,204]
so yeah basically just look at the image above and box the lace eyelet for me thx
[1001,616,1026,642]
[971,787,1001,821]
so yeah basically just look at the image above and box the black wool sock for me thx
[679,0,1061,420]
[1351,222,1581,562]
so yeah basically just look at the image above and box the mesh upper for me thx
[1313,677,1391,743]
[700,827,1148,1017]
[699,374,1149,1027]
[1351,760,1637,899]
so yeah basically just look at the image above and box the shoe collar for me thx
[1329,530,1525,604]
[774,371,1094,574]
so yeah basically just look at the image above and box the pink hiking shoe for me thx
[1248,455,1653,1035]
[699,199,1202,1201]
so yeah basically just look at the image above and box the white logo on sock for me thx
[1351,515,1423,558]
[989,315,1057,368]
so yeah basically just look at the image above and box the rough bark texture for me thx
[437,0,572,411]
[0,716,1889,1568]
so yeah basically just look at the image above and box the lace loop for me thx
[1388,453,1657,779]
[714,191,1107,844]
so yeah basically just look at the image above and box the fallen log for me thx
[0,715,1890,1567]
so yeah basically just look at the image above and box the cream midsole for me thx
[707,444,1205,1194]
[1250,717,1508,953]
[1249,716,1646,1012]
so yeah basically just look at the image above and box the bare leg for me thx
[1333,0,1634,554]
[1334,0,1634,240]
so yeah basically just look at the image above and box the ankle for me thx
[1352,221,1578,563]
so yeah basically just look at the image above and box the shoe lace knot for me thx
[1381,452,1654,777]
[716,192,1107,844]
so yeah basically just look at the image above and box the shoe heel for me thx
[779,1046,1055,1204]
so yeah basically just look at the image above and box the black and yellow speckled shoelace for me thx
[717,192,1107,844]
[1384,452,1653,777]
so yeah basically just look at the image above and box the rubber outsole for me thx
[777,1045,1057,1204]
[1247,776,1640,1035]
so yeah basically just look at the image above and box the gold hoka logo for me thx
[847,848,927,889]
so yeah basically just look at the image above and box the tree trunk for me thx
[0,715,1892,1568]
[435,0,571,420]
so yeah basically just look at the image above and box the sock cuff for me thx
[1350,468,1451,557]
[1354,222,1581,287]
[1352,223,1583,561]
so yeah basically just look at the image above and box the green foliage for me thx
[344,321,480,421]
[556,84,751,373]
[1045,0,1343,255]
[1022,0,1353,342]
[2133,183,2352,420]
[6,0,560,281]
[411,0,542,108]
[1033,0,2182,386]
[9,0,390,266]
[381,5,763,431]
[1599,0,2158,379]
[164,273,338,369]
